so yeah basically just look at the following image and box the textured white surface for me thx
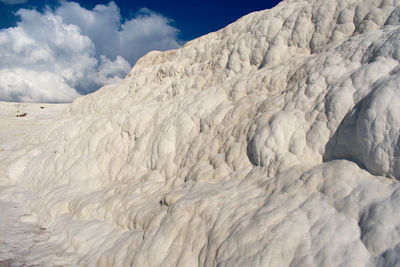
[1,0,400,266]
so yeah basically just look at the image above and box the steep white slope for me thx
[1,0,400,266]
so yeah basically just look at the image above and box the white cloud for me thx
[0,0,28,5]
[0,69,80,103]
[0,1,181,103]
[55,2,181,63]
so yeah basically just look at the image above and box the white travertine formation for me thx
[1,0,400,265]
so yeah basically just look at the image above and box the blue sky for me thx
[0,0,282,102]
[1,0,282,40]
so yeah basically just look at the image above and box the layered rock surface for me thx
[1,0,400,265]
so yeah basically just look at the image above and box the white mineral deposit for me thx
[1,0,400,266]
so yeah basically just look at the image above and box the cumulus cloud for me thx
[0,0,28,5]
[0,1,181,102]
[56,3,181,64]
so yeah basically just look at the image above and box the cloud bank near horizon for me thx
[0,1,181,103]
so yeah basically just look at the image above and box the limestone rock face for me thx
[1,0,400,266]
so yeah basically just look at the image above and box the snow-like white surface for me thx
[1,0,400,265]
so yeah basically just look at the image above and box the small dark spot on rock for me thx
[16,112,27,117]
